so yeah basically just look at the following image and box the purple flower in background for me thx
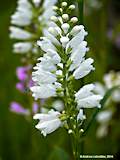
[10,102,30,115]
[32,102,39,113]
[115,34,120,49]
[28,78,34,88]
[16,82,25,92]
[107,29,113,40]
[16,66,28,81]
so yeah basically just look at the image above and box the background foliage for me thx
[0,0,120,159]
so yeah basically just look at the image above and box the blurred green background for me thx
[0,0,120,160]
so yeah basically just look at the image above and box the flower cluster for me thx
[31,2,103,136]
[10,0,57,54]
[9,0,57,117]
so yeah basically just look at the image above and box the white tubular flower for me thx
[52,100,64,112]
[31,84,57,99]
[32,69,57,84]
[37,37,56,53]
[70,25,84,36]
[70,41,89,71]
[13,42,32,53]
[33,109,62,136]
[73,58,95,79]
[67,27,88,52]
[75,84,103,108]
[10,26,32,40]
[60,36,70,47]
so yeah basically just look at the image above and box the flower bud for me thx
[68,129,73,134]
[53,6,58,11]
[48,27,58,36]
[59,8,63,13]
[70,17,78,23]
[61,23,70,34]
[50,16,58,22]
[80,129,84,133]
[62,2,67,7]
[60,36,69,47]
[69,5,76,10]
[70,25,84,35]
[62,14,69,21]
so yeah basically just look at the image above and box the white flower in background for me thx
[87,0,102,9]
[85,0,102,16]
[38,0,57,23]
[13,42,32,53]
[75,84,103,109]
[33,109,62,136]
[95,71,120,103]
[10,27,33,40]
[10,0,57,54]
[104,71,120,102]
[11,0,33,26]
[96,110,113,138]
[97,110,113,124]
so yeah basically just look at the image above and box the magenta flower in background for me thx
[28,78,34,88]
[16,82,25,92]
[32,102,39,114]
[115,34,120,49]
[16,66,28,81]
[10,102,30,115]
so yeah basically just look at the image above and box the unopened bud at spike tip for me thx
[70,17,78,23]
[69,4,76,10]
[61,2,67,7]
